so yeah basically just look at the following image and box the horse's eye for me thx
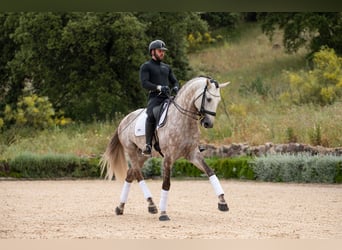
[207,98,212,103]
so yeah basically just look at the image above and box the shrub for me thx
[6,152,100,178]
[187,31,223,52]
[281,47,342,106]
[142,157,162,178]
[251,153,342,183]
[1,94,71,131]
[141,156,254,180]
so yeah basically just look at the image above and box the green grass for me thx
[191,23,342,147]
[0,121,116,160]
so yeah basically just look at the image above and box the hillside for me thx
[189,23,342,147]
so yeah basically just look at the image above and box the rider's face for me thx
[153,49,165,61]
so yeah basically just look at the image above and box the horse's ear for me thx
[219,82,230,88]
[206,78,212,89]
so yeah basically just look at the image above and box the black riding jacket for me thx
[140,59,179,98]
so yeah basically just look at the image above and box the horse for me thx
[100,76,230,221]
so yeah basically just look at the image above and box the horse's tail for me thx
[100,128,127,182]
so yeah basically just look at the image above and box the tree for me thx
[5,12,149,121]
[0,13,21,114]
[258,12,342,57]
[1,12,211,123]
[200,12,241,29]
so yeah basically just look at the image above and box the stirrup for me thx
[142,144,152,155]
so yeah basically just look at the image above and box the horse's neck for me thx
[174,80,203,113]
[167,79,203,134]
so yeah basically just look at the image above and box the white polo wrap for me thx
[159,189,169,212]
[209,175,224,196]
[139,180,152,199]
[120,181,131,203]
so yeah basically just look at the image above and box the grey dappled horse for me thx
[100,76,230,221]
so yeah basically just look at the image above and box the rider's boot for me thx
[143,121,155,155]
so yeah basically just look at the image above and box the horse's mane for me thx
[177,75,215,95]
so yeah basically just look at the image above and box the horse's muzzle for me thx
[200,116,213,128]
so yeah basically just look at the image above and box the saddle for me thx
[135,99,171,137]
[135,99,171,157]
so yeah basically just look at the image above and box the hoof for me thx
[148,205,158,214]
[115,206,124,215]
[218,202,229,212]
[159,214,170,221]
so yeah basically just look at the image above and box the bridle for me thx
[171,79,220,121]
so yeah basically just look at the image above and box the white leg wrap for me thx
[139,180,152,199]
[209,175,224,196]
[159,189,169,212]
[119,181,131,203]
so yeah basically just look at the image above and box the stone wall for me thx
[200,142,342,158]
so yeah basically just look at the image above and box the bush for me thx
[141,156,254,180]
[251,153,342,183]
[2,94,71,131]
[142,158,162,179]
[281,47,342,106]
[4,152,100,178]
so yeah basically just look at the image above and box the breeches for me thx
[146,96,166,123]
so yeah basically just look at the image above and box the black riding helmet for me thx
[149,40,168,55]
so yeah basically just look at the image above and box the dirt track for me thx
[0,179,341,239]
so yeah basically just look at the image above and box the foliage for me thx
[200,12,241,30]
[2,152,100,178]
[258,12,342,56]
[1,82,71,130]
[2,151,341,183]
[238,76,271,99]
[251,153,342,183]
[285,127,298,143]
[281,47,342,106]
[0,12,210,122]
[142,157,162,178]
[141,156,254,180]
[187,32,223,52]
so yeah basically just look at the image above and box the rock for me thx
[200,143,342,158]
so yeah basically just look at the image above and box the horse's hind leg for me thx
[124,151,158,214]
[115,167,135,215]
[115,164,158,215]
[135,168,158,214]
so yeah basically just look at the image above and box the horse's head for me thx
[194,78,230,128]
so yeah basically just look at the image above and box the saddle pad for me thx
[135,111,147,136]
[134,106,169,137]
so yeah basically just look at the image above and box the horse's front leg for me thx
[189,153,229,212]
[159,157,172,221]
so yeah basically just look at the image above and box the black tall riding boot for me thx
[143,121,155,155]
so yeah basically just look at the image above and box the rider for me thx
[140,39,179,155]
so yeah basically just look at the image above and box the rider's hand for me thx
[156,85,170,95]
[172,86,179,95]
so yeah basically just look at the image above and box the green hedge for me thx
[142,155,342,183]
[1,153,341,183]
[142,157,254,180]
[251,153,342,183]
[0,152,100,178]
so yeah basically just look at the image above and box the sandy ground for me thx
[0,179,341,239]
